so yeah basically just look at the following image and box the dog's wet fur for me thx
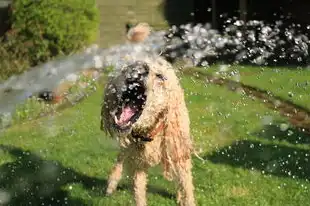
[100,58,196,206]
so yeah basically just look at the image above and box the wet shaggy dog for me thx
[100,57,196,206]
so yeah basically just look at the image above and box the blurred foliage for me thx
[0,38,31,81]
[12,72,100,125]
[13,96,57,124]
[0,0,99,80]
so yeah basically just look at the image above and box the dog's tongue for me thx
[119,106,135,124]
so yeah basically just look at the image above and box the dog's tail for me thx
[190,135,206,163]
[193,150,205,163]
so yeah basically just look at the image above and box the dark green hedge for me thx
[5,0,99,65]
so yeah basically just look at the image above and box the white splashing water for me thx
[0,31,167,129]
[1,19,310,129]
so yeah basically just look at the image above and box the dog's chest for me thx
[143,137,163,166]
[127,136,163,167]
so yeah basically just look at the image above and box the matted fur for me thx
[100,56,196,206]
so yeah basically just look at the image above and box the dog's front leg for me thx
[106,152,124,195]
[175,158,196,206]
[132,170,148,206]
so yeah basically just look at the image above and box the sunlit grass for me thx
[0,72,309,205]
[188,65,310,111]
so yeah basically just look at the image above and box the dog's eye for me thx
[155,73,167,81]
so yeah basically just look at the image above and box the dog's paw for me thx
[105,190,114,196]
[105,182,117,196]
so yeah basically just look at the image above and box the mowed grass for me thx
[191,65,310,111]
[0,72,309,205]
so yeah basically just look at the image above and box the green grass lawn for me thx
[189,65,310,111]
[0,71,309,205]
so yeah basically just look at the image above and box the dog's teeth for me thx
[125,121,131,126]
[125,138,131,144]
[114,115,119,124]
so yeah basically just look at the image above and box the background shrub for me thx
[3,0,99,67]
[0,38,30,81]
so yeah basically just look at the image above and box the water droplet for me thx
[288,91,294,97]
[110,88,116,93]
[280,123,289,131]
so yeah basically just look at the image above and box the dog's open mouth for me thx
[114,82,146,131]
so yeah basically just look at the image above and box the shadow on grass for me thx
[254,123,310,145]
[206,140,310,181]
[0,145,174,205]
